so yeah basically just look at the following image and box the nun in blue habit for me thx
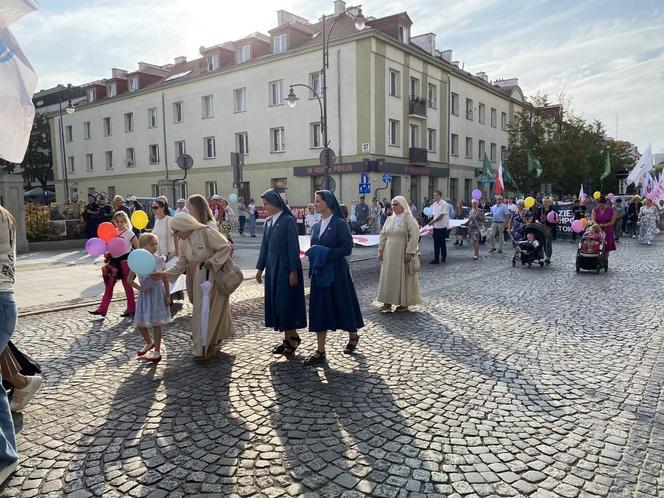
[303,190,364,365]
[256,189,307,354]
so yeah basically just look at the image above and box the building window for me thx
[478,140,485,160]
[490,143,497,162]
[205,181,217,197]
[310,122,323,149]
[65,125,73,143]
[237,44,251,63]
[270,127,285,152]
[124,112,134,133]
[388,119,400,146]
[309,72,322,97]
[273,34,287,54]
[451,93,459,116]
[149,144,160,164]
[478,103,485,124]
[233,87,247,112]
[490,108,497,128]
[86,153,94,171]
[83,121,91,140]
[466,98,473,120]
[129,76,139,92]
[204,137,216,159]
[501,112,507,131]
[465,137,473,158]
[410,77,420,98]
[151,184,159,197]
[206,54,219,71]
[107,186,116,198]
[398,25,409,43]
[269,80,284,106]
[202,95,214,118]
[427,83,437,108]
[87,88,96,102]
[105,151,113,170]
[236,132,249,154]
[464,179,472,203]
[450,177,458,203]
[67,156,75,173]
[107,83,117,97]
[451,134,459,156]
[389,69,400,97]
[175,140,186,157]
[103,117,111,136]
[148,107,158,128]
[271,177,288,193]
[501,145,507,163]
[126,147,135,167]
[173,101,184,123]
[409,124,420,148]
[427,128,436,152]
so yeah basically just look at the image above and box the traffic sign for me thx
[382,173,393,183]
[319,147,336,168]
[359,183,371,194]
[360,172,369,184]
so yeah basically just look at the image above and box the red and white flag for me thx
[493,162,504,195]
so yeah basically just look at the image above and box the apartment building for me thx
[50,1,529,206]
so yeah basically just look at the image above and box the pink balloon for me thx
[571,220,584,233]
[647,192,655,201]
[85,237,107,257]
[547,211,557,223]
[607,193,614,200]
[107,237,129,258]
[580,197,589,206]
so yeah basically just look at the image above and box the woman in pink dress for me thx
[591,196,616,262]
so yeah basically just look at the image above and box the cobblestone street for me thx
[2,238,663,498]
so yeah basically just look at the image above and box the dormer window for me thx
[107,82,117,97]
[237,45,251,63]
[273,34,287,54]
[88,88,96,102]
[129,77,139,92]
[398,25,409,43]
[207,54,219,71]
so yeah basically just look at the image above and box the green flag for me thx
[526,148,543,179]
[600,149,611,181]
[478,153,494,184]
[503,163,519,190]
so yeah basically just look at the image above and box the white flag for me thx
[626,145,653,186]
[578,183,585,200]
[0,0,38,163]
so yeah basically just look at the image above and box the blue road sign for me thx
[382,173,393,183]
[359,183,371,194]
[360,172,369,184]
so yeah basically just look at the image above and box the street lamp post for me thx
[285,5,365,191]
[57,83,76,204]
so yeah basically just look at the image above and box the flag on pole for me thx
[526,148,543,178]
[0,0,39,163]
[493,162,504,195]
[626,145,653,186]
[502,164,519,190]
[600,149,611,182]
[578,183,585,201]
[477,153,494,184]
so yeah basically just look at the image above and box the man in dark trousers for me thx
[427,190,449,264]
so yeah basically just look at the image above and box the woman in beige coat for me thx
[377,196,422,312]
[153,213,235,360]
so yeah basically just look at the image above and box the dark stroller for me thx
[512,223,546,268]
[575,226,607,273]
[351,218,376,235]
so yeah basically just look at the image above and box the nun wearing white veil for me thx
[377,196,421,312]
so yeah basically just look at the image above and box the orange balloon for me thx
[580,217,590,227]
[97,222,117,242]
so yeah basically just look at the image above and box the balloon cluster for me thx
[85,222,124,258]
[571,217,591,233]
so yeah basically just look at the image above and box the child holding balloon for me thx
[127,233,170,363]
[89,211,138,318]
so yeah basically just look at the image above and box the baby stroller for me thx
[511,223,546,268]
[576,226,607,273]
[351,218,375,235]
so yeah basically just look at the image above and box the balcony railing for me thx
[409,147,428,163]
[409,96,427,118]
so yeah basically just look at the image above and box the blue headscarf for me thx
[316,190,344,218]
[261,189,294,218]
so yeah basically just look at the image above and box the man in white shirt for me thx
[427,190,449,264]
[175,199,188,214]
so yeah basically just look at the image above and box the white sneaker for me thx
[0,460,18,487]
[10,375,43,412]
[647,241,652,245]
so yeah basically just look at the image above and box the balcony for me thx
[409,96,427,118]
[409,147,428,164]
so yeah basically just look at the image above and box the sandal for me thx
[344,336,359,354]
[303,351,326,366]
[272,340,290,355]
[272,336,301,355]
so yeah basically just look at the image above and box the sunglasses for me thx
[151,205,161,210]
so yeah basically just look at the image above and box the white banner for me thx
[164,257,187,294]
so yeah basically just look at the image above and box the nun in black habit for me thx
[256,189,307,354]
[303,190,364,365]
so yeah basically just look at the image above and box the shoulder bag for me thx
[203,228,243,296]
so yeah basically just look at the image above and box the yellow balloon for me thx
[593,191,601,200]
[524,196,535,209]
[131,210,148,230]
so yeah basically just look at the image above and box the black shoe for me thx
[453,241,459,245]
[303,351,326,366]
[88,310,106,317]
[489,248,496,253]
[497,250,503,253]
[120,312,135,318]
[271,336,301,355]
[251,235,257,238]
[344,336,359,354]
[429,260,439,265]
[545,259,551,265]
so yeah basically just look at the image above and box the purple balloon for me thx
[85,237,107,257]
[107,237,129,258]
[472,189,482,200]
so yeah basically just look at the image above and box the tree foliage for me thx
[505,95,635,196]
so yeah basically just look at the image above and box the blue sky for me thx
[12,0,664,155]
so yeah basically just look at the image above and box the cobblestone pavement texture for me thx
[2,237,663,497]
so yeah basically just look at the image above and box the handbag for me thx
[407,254,421,274]
[202,228,243,296]
[102,263,118,285]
